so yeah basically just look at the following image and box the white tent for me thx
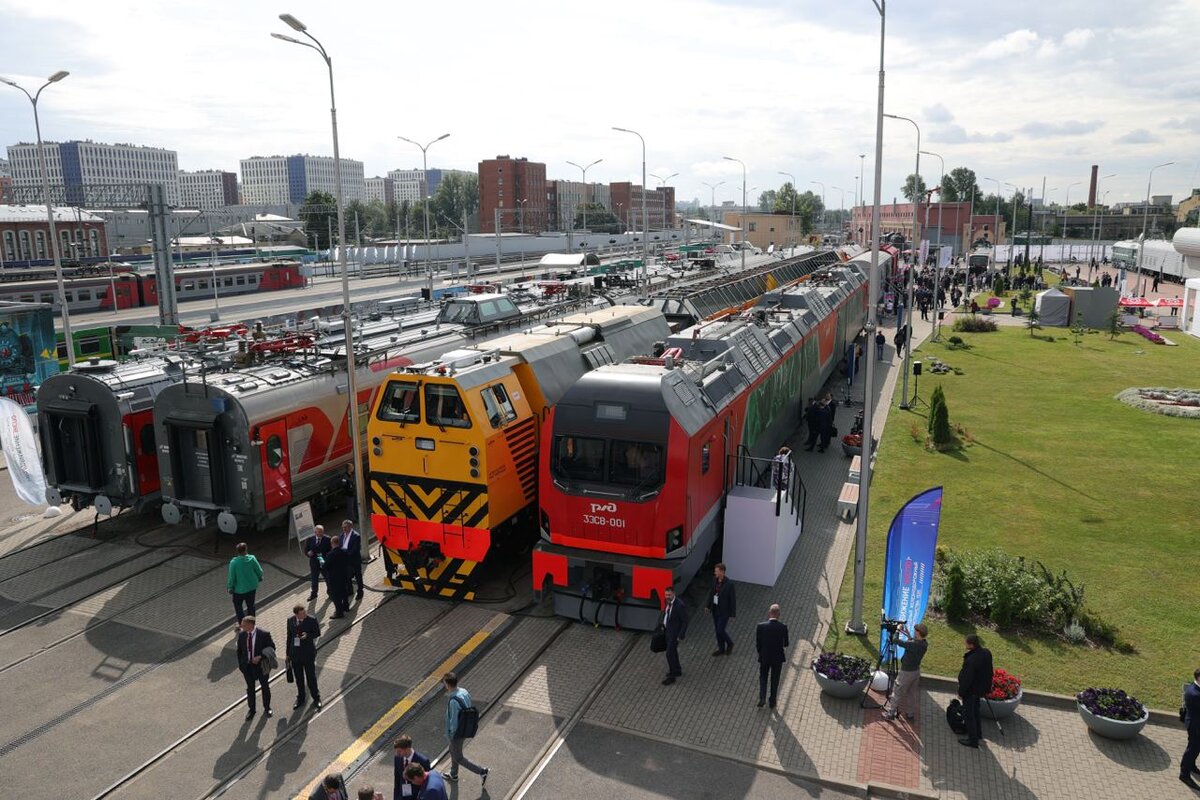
[1034,288,1071,327]
[1183,277,1200,339]
[538,252,600,267]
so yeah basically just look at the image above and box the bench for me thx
[837,482,860,522]
[848,455,862,482]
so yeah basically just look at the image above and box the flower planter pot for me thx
[812,667,869,699]
[1077,702,1149,740]
[841,442,862,457]
[980,688,1022,719]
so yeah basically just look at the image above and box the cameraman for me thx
[882,623,928,722]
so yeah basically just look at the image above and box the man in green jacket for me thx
[228,542,264,624]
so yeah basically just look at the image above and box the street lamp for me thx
[1089,173,1116,270]
[918,150,944,250]
[723,156,747,272]
[649,171,678,188]
[1005,182,1020,266]
[397,132,450,289]
[566,158,602,243]
[1,70,75,366]
[918,149,945,339]
[612,126,649,296]
[778,171,797,254]
[982,176,1005,250]
[1136,161,1175,295]
[701,180,724,239]
[883,112,919,410]
[272,12,368,555]
[809,181,826,233]
[831,185,847,245]
[848,0,887,637]
[1060,181,1081,260]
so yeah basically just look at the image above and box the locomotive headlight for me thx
[469,457,479,468]
[372,447,382,456]
[469,446,479,457]
[416,438,435,451]
[371,436,381,446]
[666,527,683,550]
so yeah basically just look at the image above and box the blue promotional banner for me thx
[879,486,943,658]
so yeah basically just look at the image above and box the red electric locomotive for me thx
[533,261,869,630]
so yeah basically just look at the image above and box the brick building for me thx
[478,156,547,233]
[609,183,675,231]
[0,205,108,264]
[850,201,1004,254]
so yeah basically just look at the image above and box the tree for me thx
[429,172,479,236]
[1027,304,1040,335]
[946,167,980,204]
[928,385,946,434]
[757,189,777,213]
[901,173,927,202]
[298,190,337,249]
[575,203,621,234]
[773,182,800,215]
[796,190,824,234]
[939,174,959,203]
[930,390,953,446]
[1106,308,1122,340]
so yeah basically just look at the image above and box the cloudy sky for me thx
[2,0,1197,210]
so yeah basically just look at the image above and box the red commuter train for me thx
[533,261,869,630]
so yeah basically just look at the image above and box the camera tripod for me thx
[861,622,904,710]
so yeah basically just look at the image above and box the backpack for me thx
[453,695,479,739]
[946,699,968,735]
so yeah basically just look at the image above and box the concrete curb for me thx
[921,674,1182,728]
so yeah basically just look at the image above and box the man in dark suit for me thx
[324,535,351,619]
[341,519,364,601]
[236,615,274,719]
[393,734,432,799]
[308,773,347,800]
[705,562,736,656]
[956,633,994,748]
[285,604,322,711]
[403,763,447,800]
[304,525,332,601]
[1181,668,1200,790]
[661,586,688,685]
[756,603,789,708]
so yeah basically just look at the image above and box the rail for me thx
[727,446,806,528]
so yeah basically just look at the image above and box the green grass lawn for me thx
[824,325,1200,709]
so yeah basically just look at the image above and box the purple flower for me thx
[813,652,872,684]
[1076,688,1146,721]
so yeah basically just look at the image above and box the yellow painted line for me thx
[293,612,508,800]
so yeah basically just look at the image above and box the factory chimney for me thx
[1087,165,1098,207]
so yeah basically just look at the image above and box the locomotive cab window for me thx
[265,435,284,468]
[480,383,517,428]
[376,381,420,423]
[552,436,605,482]
[425,384,471,428]
[139,425,156,456]
[609,440,665,488]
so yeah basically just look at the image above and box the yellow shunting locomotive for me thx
[367,305,670,599]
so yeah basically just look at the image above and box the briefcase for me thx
[286,661,294,684]
[649,626,667,653]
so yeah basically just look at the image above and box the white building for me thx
[0,157,9,178]
[387,168,426,204]
[365,176,394,205]
[178,170,238,209]
[5,140,180,206]
[240,154,365,206]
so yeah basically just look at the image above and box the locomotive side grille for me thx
[504,417,538,502]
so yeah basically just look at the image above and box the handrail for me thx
[724,450,806,528]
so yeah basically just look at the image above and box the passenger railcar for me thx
[533,263,869,630]
[366,306,671,600]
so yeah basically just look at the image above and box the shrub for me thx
[931,393,953,445]
[928,385,946,434]
[947,334,965,349]
[812,652,872,684]
[935,548,1122,646]
[1076,688,1145,721]
[952,316,998,333]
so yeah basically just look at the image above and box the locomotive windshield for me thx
[552,435,664,495]
[425,384,471,428]
[377,380,420,423]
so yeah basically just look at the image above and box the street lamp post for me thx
[566,158,602,249]
[1005,182,1020,268]
[701,180,724,241]
[809,181,826,234]
[1,70,75,366]
[778,171,797,254]
[612,127,649,297]
[1061,181,1081,262]
[1089,173,1116,274]
[919,149,944,339]
[1096,189,1111,268]
[272,12,369,555]
[1136,161,1175,295]
[848,0,887,637]
[883,112,919,410]
[723,156,747,272]
[831,185,847,245]
[398,132,451,293]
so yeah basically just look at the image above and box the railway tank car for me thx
[533,263,869,630]
[37,355,190,514]
[366,305,671,600]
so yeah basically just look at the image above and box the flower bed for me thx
[987,668,1021,700]
[1130,324,1165,344]
[986,297,1002,309]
